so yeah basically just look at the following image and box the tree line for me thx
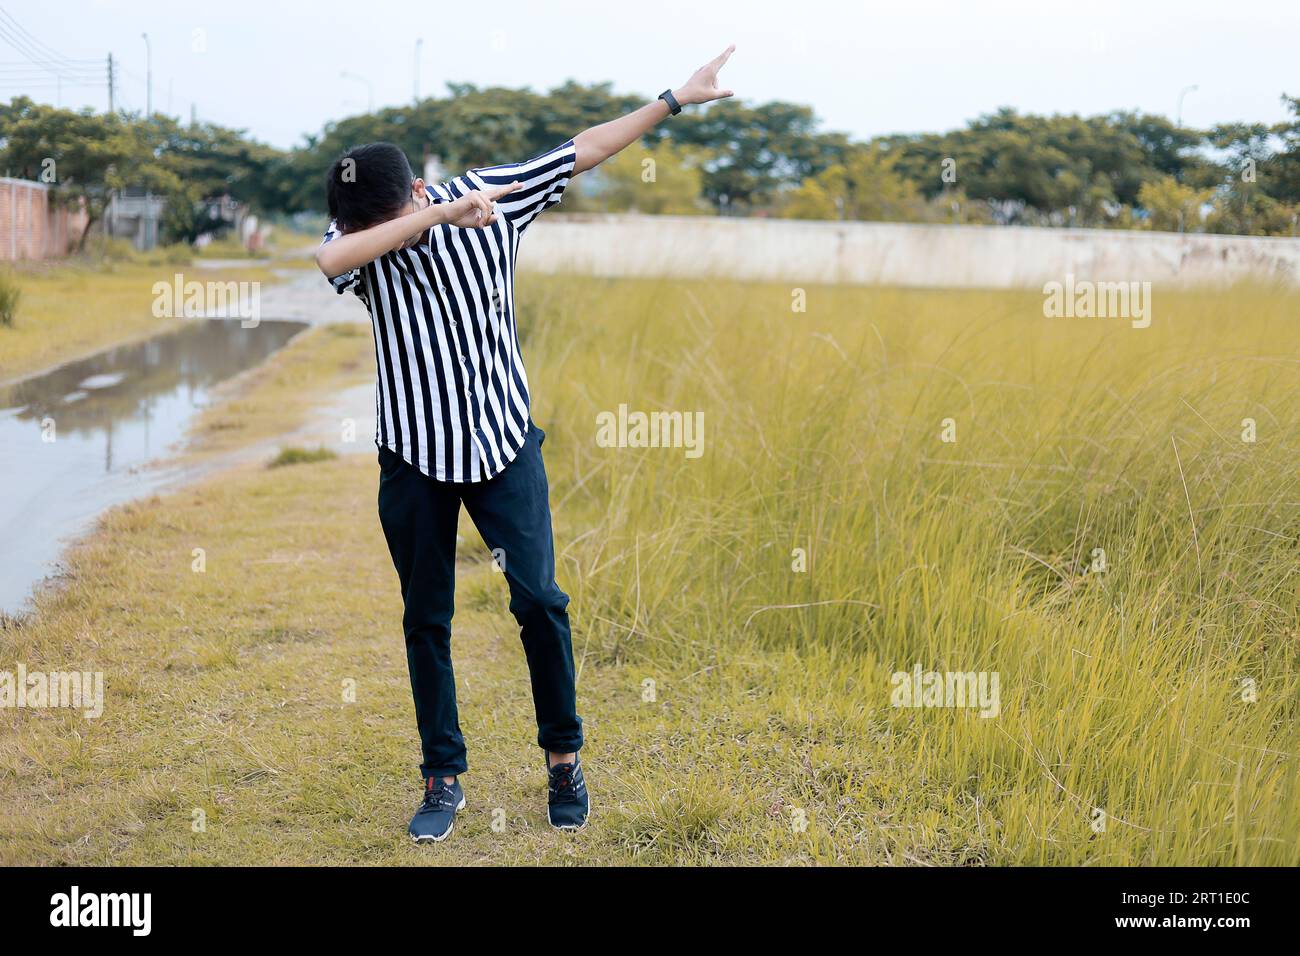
[3,84,1298,244]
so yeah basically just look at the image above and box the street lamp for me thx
[141,32,152,116]
[1176,84,1198,128]
[414,38,423,103]
[341,70,374,112]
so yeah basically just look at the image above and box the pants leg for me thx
[376,446,467,778]
[461,424,583,755]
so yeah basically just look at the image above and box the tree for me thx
[1204,121,1298,236]
[145,115,281,243]
[0,98,286,248]
[1267,95,1300,204]
[1136,176,1212,232]
[780,144,924,222]
[0,97,173,250]
[880,109,1209,226]
[571,141,706,215]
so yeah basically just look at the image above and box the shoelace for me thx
[549,765,579,803]
[421,782,454,811]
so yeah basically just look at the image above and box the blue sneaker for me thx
[547,758,589,831]
[409,777,464,843]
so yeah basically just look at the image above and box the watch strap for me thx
[658,89,682,116]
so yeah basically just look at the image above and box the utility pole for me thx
[341,70,374,112]
[413,37,423,102]
[141,32,152,116]
[1176,84,1198,129]
[106,53,114,112]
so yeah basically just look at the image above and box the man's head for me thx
[326,142,429,242]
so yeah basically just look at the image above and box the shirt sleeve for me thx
[467,139,577,234]
[320,220,367,300]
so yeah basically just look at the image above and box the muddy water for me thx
[0,319,307,614]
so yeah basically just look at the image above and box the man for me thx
[315,45,736,843]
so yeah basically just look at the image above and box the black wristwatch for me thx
[658,89,682,116]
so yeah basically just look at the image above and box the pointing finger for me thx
[486,181,522,201]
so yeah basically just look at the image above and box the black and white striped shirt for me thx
[322,139,576,482]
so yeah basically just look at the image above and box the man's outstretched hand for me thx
[675,44,736,106]
[571,45,737,175]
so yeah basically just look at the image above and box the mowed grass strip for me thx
[185,322,373,463]
[0,453,902,865]
[1,275,1296,865]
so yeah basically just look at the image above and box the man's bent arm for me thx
[572,45,736,175]
[316,204,444,278]
[315,182,520,278]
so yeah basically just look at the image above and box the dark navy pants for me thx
[377,423,582,779]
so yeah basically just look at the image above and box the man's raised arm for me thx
[571,45,736,175]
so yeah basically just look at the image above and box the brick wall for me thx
[0,178,89,261]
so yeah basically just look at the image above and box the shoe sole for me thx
[549,807,591,832]
[410,795,466,844]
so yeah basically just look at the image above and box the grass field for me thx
[1,275,1296,865]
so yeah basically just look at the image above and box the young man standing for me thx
[316,46,735,842]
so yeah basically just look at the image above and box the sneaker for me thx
[546,758,589,831]
[409,777,465,843]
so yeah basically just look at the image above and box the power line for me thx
[0,59,102,67]
[0,8,86,69]
[0,66,103,78]
[0,25,70,72]
[0,7,100,86]
[0,8,114,110]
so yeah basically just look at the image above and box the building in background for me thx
[0,177,89,261]
[424,154,447,185]
[103,188,165,252]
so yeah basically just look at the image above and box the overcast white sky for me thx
[6,0,1298,149]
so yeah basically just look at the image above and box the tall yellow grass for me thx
[521,275,1299,864]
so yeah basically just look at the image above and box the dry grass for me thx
[0,275,1296,865]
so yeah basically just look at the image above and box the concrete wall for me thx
[521,213,1300,288]
[0,178,89,262]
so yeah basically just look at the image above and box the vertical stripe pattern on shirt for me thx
[321,138,576,482]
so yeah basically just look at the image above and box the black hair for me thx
[325,142,415,232]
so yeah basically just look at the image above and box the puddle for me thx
[0,319,307,614]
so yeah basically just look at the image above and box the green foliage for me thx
[571,141,708,214]
[646,98,852,211]
[875,109,1213,227]
[1265,95,1300,203]
[0,270,20,327]
[779,144,925,221]
[1202,110,1300,236]
[79,235,193,267]
[267,446,338,468]
[0,97,174,249]
[1136,176,1213,232]
[6,84,1300,237]
[0,97,282,247]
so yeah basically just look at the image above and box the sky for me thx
[4,0,1298,150]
